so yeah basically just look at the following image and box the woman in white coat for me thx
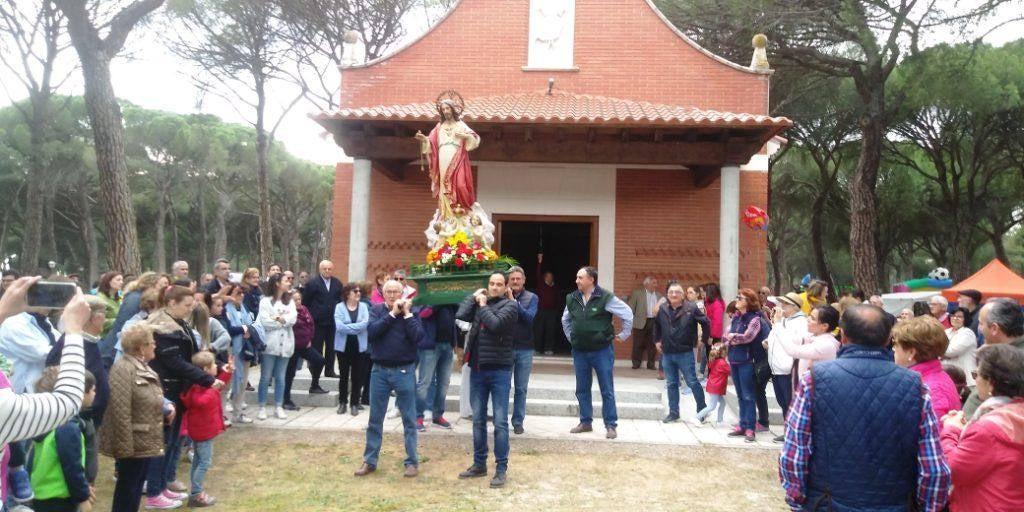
[943,306,978,387]
[256,273,297,420]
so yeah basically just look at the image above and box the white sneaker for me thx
[257,407,267,420]
[225,403,234,413]
[242,402,248,410]
[275,407,288,419]
[387,407,402,419]
[234,414,254,424]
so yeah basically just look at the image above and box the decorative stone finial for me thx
[751,33,770,71]
[341,30,365,67]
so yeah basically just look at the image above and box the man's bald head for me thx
[318,260,334,278]
[840,304,893,347]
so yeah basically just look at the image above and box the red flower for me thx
[476,252,485,261]
[454,258,464,268]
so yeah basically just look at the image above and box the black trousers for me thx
[337,348,366,406]
[30,498,78,512]
[754,361,772,427]
[112,457,150,512]
[631,323,657,369]
[311,323,336,381]
[285,345,326,403]
[533,309,561,353]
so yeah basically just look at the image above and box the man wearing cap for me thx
[956,289,983,340]
[764,292,806,442]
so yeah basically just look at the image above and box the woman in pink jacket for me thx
[777,305,841,392]
[892,317,962,419]
[700,283,725,378]
[940,344,1024,511]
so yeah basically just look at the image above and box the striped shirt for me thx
[0,333,86,445]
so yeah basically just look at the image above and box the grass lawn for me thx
[95,427,788,511]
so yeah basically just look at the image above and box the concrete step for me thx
[287,376,662,404]
[723,381,785,426]
[240,389,665,421]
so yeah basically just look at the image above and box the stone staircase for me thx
[245,356,667,420]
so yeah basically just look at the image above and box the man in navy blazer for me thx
[302,259,343,393]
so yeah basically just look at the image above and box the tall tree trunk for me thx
[20,93,49,274]
[213,191,231,260]
[197,184,209,272]
[319,194,333,269]
[75,179,100,285]
[170,203,179,262]
[810,193,835,299]
[768,234,784,295]
[990,233,1009,265]
[255,77,273,273]
[849,80,884,294]
[78,57,142,274]
[42,186,58,265]
[948,242,972,283]
[153,188,167,273]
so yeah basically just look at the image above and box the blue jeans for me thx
[662,351,706,414]
[258,353,288,407]
[512,349,533,427]
[696,393,726,423]
[416,345,453,419]
[363,363,418,467]
[145,414,183,497]
[731,362,757,430]
[189,439,213,496]
[470,367,512,472]
[572,344,617,427]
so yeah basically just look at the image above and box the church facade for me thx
[315,0,789,357]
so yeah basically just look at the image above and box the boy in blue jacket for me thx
[29,368,97,512]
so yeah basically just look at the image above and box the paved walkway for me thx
[239,358,784,451]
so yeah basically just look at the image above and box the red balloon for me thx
[743,205,769,230]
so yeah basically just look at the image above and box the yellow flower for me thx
[426,249,438,263]
[446,230,470,247]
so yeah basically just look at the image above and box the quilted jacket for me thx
[99,356,165,459]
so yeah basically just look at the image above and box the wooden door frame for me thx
[491,214,599,267]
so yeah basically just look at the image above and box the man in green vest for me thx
[561,266,633,439]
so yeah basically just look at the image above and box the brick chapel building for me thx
[315,0,789,358]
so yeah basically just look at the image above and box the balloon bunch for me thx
[743,205,769,231]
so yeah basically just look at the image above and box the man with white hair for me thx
[928,295,951,328]
[625,276,660,370]
[171,260,190,281]
[302,260,343,389]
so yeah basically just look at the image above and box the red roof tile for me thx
[315,90,791,128]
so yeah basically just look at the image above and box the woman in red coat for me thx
[941,344,1024,512]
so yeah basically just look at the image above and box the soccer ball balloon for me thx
[928,267,950,281]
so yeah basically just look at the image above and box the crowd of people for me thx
[1,261,1023,511]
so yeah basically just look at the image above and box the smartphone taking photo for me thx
[27,281,77,309]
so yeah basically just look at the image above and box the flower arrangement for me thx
[413,230,515,274]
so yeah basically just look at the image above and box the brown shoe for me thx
[354,463,376,476]
[569,423,593,434]
[606,427,618,439]
[404,465,419,478]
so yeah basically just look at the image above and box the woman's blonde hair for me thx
[191,302,211,350]
[891,317,949,362]
[121,324,155,355]
[124,271,161,294]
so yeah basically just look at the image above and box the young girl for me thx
[695,344,730,426]
[181,351,232,507]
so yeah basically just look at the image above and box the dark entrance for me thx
[494,215,598,355]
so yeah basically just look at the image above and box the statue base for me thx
[410,265,511,306]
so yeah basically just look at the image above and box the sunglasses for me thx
[394,277,405,281]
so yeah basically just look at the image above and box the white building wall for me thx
[476,162,617,291]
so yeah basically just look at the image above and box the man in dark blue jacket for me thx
[302,260,343,392]
[355,280,424,479]
[780,304,951,511]
[653,283,709,423]
[506,266,537,435]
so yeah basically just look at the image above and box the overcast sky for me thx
[1,4,1020,166]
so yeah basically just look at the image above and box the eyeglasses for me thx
[394,277,405,281]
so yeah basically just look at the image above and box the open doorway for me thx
[493,215,598,355]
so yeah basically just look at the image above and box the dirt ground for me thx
[94,427,789,511]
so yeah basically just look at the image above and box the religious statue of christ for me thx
[415,90,480,221]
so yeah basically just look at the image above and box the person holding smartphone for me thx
[355,280,424,479]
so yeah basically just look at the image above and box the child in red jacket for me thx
[181,351,232,507]
[695,344,730,426]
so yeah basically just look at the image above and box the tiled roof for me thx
[315,90,791,128]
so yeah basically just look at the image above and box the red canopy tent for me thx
[941,259,1024,305]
